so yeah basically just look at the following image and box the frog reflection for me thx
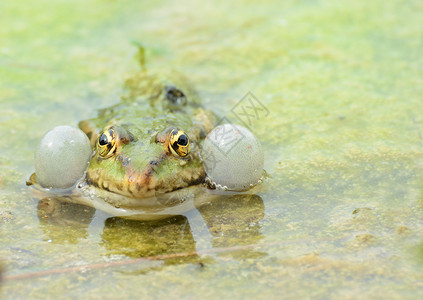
[37,198,95,244]
[100,194,265,260]
[36,194,265,261]
[100,216,198,264]
[197,194,266,259]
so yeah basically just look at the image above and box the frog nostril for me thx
[150,160,159,166]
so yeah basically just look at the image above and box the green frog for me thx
[31,70,221,220]
[80,70,218,198]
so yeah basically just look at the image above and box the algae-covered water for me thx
[1,0,423,298]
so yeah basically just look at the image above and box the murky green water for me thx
[1,0,423,298]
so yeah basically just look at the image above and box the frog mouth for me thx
[86,152,206,199]
[30,178,212,221]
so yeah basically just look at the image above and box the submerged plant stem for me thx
[3,237,339,281]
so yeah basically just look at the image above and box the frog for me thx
[79,70,218,199]
[30,69,222,220]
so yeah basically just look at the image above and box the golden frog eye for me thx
[97,128,117,158]
[168,129,190,157]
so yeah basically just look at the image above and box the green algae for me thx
[1,0,423,298]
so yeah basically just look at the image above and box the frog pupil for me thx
[99,134,108,146]
[177,134,188,146]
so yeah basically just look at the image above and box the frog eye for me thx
[165,86,187,106]
[168,129,190,157]
[97,128,117,158]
